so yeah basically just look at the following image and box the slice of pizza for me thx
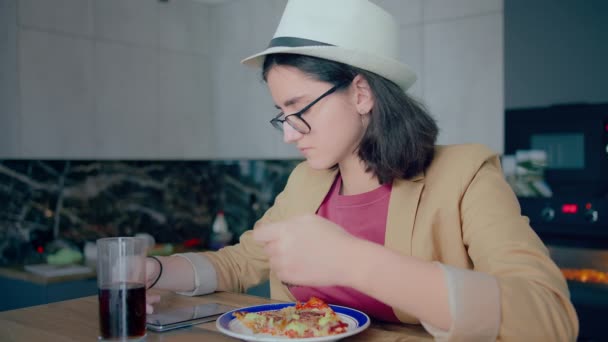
[233,306,294,335]
[283,297,348,338]
[234,297,348,338]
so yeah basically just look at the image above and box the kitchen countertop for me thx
[0,265,95,285]
[0,246,201,285]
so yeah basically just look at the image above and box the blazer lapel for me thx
[385,174,424,255]
[300,169,339,214]
[385,174,425,323]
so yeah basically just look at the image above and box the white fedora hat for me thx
[241,0,417,91]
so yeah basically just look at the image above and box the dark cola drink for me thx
[98,283,146,340]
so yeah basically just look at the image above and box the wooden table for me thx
[0,290,432,341]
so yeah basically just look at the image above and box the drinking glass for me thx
[97,237,147,341]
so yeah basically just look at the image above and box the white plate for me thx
[216,302,370,342]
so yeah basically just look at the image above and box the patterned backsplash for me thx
[0,159,301,265]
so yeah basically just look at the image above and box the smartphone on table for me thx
[146,303,236,332]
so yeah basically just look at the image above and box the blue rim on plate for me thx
[216,302,370,342]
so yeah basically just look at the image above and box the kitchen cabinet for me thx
[0,268,97,312]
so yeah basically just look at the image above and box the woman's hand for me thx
[146,293,161,314]
[141,255,200,313]
[145,257,162,314]
[253,214,361,287]
[145,257,162,289]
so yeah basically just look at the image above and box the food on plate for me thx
[234,297,348,338]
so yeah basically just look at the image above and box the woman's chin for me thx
[305,157,334,171]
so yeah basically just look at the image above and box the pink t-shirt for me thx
[289,175,400,323]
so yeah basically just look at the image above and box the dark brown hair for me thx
[262,54,438,184]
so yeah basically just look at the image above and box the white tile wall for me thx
[212,0,257,59]
[246,0,286,52]
[399,26,424,98]
[423,13,504,153]
[19,0,93,37]
[93,42,159,158]
[248,70,283,159]
[423,0,502,22]
[211,0,505,157]
[5,0,505,158]
[19,30,96,157]
[93,0,158,47]
[0,0,20,157]
[157,50,214,158]
[210,0,288,159]
[372,0,423,26]
[10,0,221,159]
[158,0,212,55]
[248,0,293,158]
[212,55,274,158]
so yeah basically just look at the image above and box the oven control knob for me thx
[584,209,599,223]
[540,207,555,222]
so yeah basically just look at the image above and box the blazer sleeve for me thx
[460,154,579,341]
[200,166,298,293]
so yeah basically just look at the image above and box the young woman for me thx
[145,0,578,340]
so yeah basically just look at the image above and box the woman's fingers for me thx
[263,240,281,257]
[146,293,161,314]
[253,223,282,243]
[147,293,161,303]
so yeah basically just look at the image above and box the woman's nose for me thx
[283,123,303,143]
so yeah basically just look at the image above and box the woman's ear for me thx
[351,74,374,115]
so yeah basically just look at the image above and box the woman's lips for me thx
[298,147,311,154]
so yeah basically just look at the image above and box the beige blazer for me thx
[203,144,578,340]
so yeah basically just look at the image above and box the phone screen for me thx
[146,303,235,332]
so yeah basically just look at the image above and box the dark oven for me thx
[505,103,608,341]
[505,103,608,197]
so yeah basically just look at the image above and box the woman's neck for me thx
[338,157,381,195]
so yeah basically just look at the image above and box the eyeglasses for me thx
[269,83,345,134]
